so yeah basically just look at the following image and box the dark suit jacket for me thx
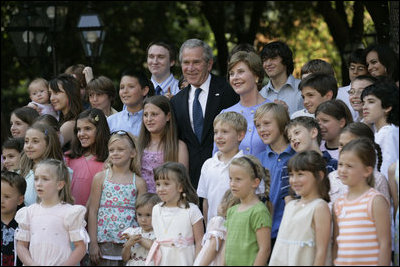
[170,74,239,189]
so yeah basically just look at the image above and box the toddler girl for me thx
[333,138,391,265]
[224,155,272,266]
[193,189,240,266]
[146,162,204,266]
[15,158,89,266]
[88,130,147,265]
[121,193,161,266]
[138,95,188,193]
[65,108,110,207]
[269,150,332,265]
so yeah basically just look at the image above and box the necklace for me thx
[298,198,318,207]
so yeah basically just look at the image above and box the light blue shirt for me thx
[259,74,303,116]
[107,108,143,137]
[151,74,180,96]
[212,99,270,156]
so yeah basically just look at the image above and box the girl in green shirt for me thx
[224,155,272,265]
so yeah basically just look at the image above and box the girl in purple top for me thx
[137,95,188,193]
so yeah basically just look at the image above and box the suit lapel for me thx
[202,75,221,142]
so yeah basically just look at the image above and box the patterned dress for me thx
[141,149,163,193]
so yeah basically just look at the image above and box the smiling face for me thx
[2,148,21,171]
[24,128,47,163]
[108,138,135,167]
[10,113,29,138]
[366,51,387,77]
[262,56,286,79]
[214,121,244,155]
[76,118,97,149]
[119,76,148,108]
[147,45,174,79]
[255,111,284,147]
[49,84,69,115]
[289,170,319,198]
[155,173,182,207]
[287,124,317,153]
[143,103,170,135]
[229,61,259,96]
[181,47,213,88]
[301,87,332,114]
[349,79,373,114]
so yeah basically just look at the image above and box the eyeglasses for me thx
[347,89,364,96]
[111,130,136,147]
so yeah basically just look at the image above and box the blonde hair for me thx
[218,189,240,217]
[254,102,290,143]
[213,111,247,134]
[34,158,74,204]
[105,131,140,176]
[28,78,49,93]
[230,155,273,214]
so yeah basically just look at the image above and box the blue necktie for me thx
[193,88,204,142]
[155,85,162,95]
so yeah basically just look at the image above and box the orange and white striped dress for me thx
[333,188,388,266]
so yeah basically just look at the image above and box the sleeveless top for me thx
[334,188,387,266]
[140,149,163,193]
[97,169,138,243]
[269,198,331,266]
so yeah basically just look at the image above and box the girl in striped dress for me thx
[333,138,391,265]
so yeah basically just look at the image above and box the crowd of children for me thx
[1,39,399,266]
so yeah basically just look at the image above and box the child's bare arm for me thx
[388,162,398,218]
[61,240,86,266]
[332,203,339,262]
[16,240,37,266]
[313,201,331,266]
[135,176,148,196]
[195,235,222,266]
[202,198,208,226]
[372,195,391,266]
[138,236,154,250]
[253,226,271,266]
[87,172,104,265]
[121,234,141,262]
[193,219,205,257]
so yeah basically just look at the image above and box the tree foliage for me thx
[1,1,394,132]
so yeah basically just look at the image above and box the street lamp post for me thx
[77,13,106,67]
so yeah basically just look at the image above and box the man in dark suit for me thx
[170,39,239,189]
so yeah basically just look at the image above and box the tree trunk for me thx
[389,1,399,54]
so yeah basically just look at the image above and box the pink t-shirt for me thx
[65,155,104,206]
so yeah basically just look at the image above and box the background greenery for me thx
[1,1,398,141]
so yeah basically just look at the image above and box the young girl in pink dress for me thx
[88,130,147,265]
[15,158,89,266]
[65,108,110,207]
[146,162,204,266]
[137,95,188,193]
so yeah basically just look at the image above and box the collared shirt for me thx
[322,150,338,174]
[151,73,180,96]
[213,99,270,156]
[290,108,315,120]
[107,108,143,137]
[320,140,339,161]
[257,144,296,238]
[189,74,211,132]
[259,74,303,116]
[197,150,244,223]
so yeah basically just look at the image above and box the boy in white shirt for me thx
[197,112,246,225]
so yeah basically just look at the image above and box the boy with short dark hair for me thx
[1,171,26,266]
[285,116,337,174]
[291,72,337,119]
